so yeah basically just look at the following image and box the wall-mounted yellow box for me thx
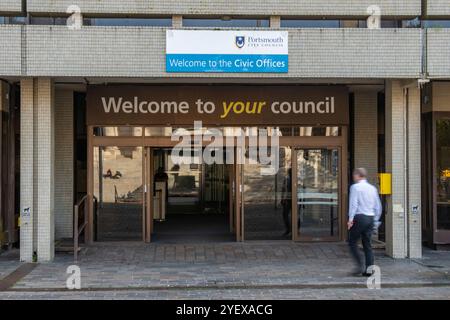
[378,173,392,195]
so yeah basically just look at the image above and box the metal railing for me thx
[73,195,89,262]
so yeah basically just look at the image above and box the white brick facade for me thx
[55,89,74,239]
[26,0,421,17]
[20,78,55,262]
[0,0,22,13]
[354,91,379,184]
[0,1,439,261]
[21,26,421,79]
[385,81,422,258]
[426,0,450,16]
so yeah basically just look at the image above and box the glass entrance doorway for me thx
[295,148,340,240]
[88,126,347,243]
[149,148,233,243]
[93,146,144,241]
[240,147,342,241]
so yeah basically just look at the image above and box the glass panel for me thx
[30,17,66,25]
[297,149,339,239]
[94,126,143,136]
[166,149,201,210]
[243,147,292,240]
[89,18,172,27]
[183,19,269,28]
[94,146,143,240]
[423,20,450,28]
[145,127,174,136]
[436,120,450,230]
[281,20,340,28]
[8,17,26,25]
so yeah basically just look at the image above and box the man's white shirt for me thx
[348,179,382,222]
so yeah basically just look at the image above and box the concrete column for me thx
[270,16,281,28]
[407,85,422,259]
[55,89,74,239]
[172,15,182,28]
[354,90,378,184]
[20,78,55,262]
[36,78,55,262]
[385,80,422,259]
[20,78,35,262]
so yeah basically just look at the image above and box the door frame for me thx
[429,112,450,244]
[236,128,348,242]
[86,126,348,243]
[292,146,346,241]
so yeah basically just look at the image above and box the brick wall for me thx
[22,26,422,78]
[353,91,378,184]
[384,80,422,259]
[20,78,55,262]
[385,80,407,258]
[408,86,422,259]
[426,0,450,16]
[0,26,22,77]
[19,79,35,262]
[0,0,22,13]
[35,78,55,262]
[25,0,421,17]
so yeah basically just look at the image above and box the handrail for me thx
[73,195,89,262]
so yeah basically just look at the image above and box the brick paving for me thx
[0,242,449,299]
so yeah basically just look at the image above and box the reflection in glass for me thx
[145,127,174,136]
[167,149,201,209]
[94,146,143,240]
[278,127,340,136]
[88,18,172,27]
[243,147,292,240]
[436,120,450,230]
[94,127,143,136]
[297,149,339,238]
[183,19,269,28]
[281,20,340,28]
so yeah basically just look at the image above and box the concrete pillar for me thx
[407,85,422,259]
[55,89,74,239]
[354,90,378,184]
[172,15,182,28]
[270,16,281,28]
[20,79,35,262]
[20,78,55,262]
[385,80,422,259]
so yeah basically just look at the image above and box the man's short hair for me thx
[353,167,368,178]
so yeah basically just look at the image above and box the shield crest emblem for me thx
[235,36,245,49]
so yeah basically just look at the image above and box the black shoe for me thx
[282,230,291,237]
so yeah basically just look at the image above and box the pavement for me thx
[0,242,449,300]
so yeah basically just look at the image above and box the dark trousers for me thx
[348,214,374,272]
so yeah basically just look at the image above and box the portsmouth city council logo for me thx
[235,36,245,49]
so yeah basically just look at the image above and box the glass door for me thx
[93,146,144,241]
[294,148,340,241]
[241,147,292,240]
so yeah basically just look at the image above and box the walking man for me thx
[347,168,382,277]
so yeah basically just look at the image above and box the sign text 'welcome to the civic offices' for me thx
[166,30,289,73]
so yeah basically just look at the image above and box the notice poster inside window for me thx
[166,30,289,73]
